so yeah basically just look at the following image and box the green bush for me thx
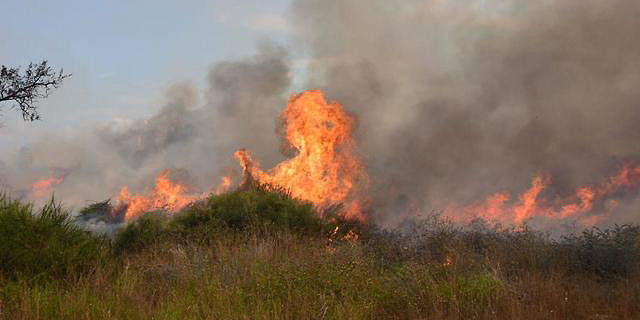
[0,195,108,282]
[113,213,172,254]
[173,185,326,239]
[112,185,331,253]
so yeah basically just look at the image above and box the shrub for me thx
[112,184,332,253]
[173,185,326,240]
[113,212,172,254]
[77,199,126,223]
[561,225,640,278]
[0,195,108,282]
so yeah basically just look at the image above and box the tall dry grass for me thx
[1,189,639,319]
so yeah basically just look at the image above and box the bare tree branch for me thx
[0,61,71,121]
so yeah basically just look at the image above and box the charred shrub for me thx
[77,199,126,223]
[561,225,640,278]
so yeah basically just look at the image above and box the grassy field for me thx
[1,186,639,319]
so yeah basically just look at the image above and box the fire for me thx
[233,90,368,220]
[214,175,232,195]
[31,169,67,198]
[108,88,638,228]
[116,170,203,220]
[445,163,640,226]
[114,90,366,221]
[442,255,453,267]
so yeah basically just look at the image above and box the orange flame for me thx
[31,170,67,198]
[233,90,368,220]
[442,255,453,267]
[117,170,203,220]
[214,175,233,195]
[114,90,366,221]
[445,163,640,226]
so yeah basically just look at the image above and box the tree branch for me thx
[0,61,71,121]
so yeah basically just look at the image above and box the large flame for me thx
[234,90,368,220]
[444,163,640,227]
[115,90,367,221]
[111,89,638,227]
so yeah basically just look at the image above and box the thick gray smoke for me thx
[1,0,639,230]
[0,44,290,216]
[289,0,640,226]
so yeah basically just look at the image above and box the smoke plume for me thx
[2,0,640,231]
[0,44,290,216]
[289,0,640,227]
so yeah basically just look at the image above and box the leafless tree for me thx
[0,61,70,121]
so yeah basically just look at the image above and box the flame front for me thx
[117,170,203,220]
[234,90,368,220]
[110,88,638,227]
[445,163,640,226]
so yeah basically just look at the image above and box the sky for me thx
[0,0,293,157]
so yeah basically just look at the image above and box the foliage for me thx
[177,186,323,233]
[0,195,107,282]
[561,225,640,278]
[113,213,171,254]
[3,192,640,318]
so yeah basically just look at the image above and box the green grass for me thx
[1,190,640,319]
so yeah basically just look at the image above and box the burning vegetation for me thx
[30,168,68,198]
[114,90,368,222]
[5,89,640,318]
[116,170,204,221]
[233,90,368,220]
[445,163,640,227]
[3,0,640,318]
[107,89,640,230]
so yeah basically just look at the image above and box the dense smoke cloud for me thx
[289,0,640,226]
[1,0,639,230]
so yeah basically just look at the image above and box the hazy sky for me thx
[0,0,292,156]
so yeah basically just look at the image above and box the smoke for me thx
[288,0,640,226]
[0,43,290,213]
[2,0,640,230]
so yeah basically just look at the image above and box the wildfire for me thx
[114,90,366,221]
[233,90,368,220]
[31,169,68,198]
[445,163,640,226]
[108,88,639,228]
[116,170,204,220]
[214,175,232,195]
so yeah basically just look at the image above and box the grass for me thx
[1,188,640,319]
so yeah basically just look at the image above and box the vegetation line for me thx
[1,187,639,319]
